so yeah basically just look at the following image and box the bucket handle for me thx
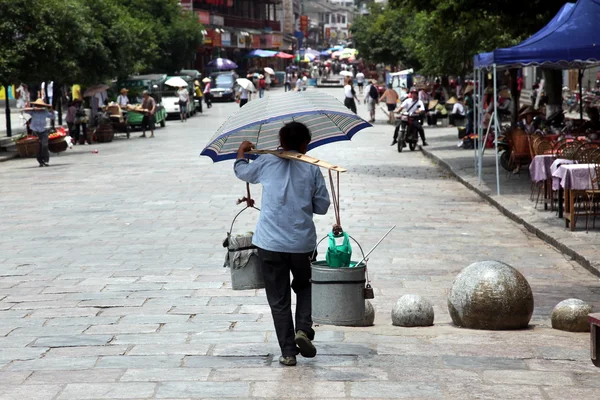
[228,205,260,236]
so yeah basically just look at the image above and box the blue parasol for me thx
[200,91,372,162]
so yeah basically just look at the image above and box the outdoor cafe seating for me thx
[529,136,600,231]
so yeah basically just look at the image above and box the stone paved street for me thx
[1,86,599,399]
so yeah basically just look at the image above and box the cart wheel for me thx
[397,140,404,153]
[409,142,417,151]
[160,119,166,128]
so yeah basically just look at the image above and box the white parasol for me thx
[340,71,354,77]
[264,67,275,75]
[236,78,256,92]
[165,77,188,87]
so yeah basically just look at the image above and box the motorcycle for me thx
[396,110,421,152]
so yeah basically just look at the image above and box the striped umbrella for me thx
[200,91,372,162]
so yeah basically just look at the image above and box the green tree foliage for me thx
[353,0,568,76]
[120,0,205,74]
[350,4,420,68]
[0,0,203,87]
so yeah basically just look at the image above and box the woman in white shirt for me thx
[449,97,466,126]
[343,77,359,114]
[116,88,129,108]
[177,86,189,122]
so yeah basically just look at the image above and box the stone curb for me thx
[420,146,600,278]
[0,152,18,163]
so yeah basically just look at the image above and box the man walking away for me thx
[140,91,156,138]
[365,79,379,123]
[356,71,365,94]
[234,122,331,366]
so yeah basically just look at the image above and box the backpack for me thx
[369,85,378,101]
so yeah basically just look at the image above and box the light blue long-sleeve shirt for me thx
[234,154,330,253]
[29,110,54,133]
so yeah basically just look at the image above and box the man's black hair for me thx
[279,121,311,151]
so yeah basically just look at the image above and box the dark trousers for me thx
[257,248,315,357]
[394,120,426,143]
[344,97,357,114]
[449,114,466,126]
[34,130,49,164]
[205,93,212,108]
[285,83,291,92]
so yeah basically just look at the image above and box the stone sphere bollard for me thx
[551,299,592,332]
[447,260,534,330]
[392,294,434,327]
[355,300,375,327]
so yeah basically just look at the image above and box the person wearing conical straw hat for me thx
[448,96,466,127]
[26,99,55,167]
[517,106,541,134]
[202,77,212,108]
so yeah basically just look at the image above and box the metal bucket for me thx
[230,252,264,290]
[311,261,365,326]
[226,204,265,291]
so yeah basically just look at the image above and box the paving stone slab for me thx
[482,369,574,386]
[96,355,184,369]
[32,335,113,348]
[6,357,98,371]
[350,382,443,398]
[128,344,211,356]
[26,369,124,384]
[120,368,211,382]
[0,384,63,400]
[85,324,160,335]
[155,382,249,398]
[111,333,188,345]
[253,381,347,398]
[183,356,269,368]
[57,382,156,399]
[45,345,128,358]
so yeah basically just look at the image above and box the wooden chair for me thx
[576,144,600,164]
[508,129,531,174]
[536,139,554,155]
[554,140,583,160]
[585,161,600,231]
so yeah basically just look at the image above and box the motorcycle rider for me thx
[392,87,427,146]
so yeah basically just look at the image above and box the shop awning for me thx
[474,0,600,70]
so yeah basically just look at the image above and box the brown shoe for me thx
[279,355,297,366]
[294,330,316,358]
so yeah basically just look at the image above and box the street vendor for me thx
[116,88,129,107]
[140,90,156,138]
[233,122,331,367]
[27,98,55,167]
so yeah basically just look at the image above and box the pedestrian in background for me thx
[194,80,203,113]
[202,78,212,108]
[284,72,292,92]
[73,99,89,145]
[177,85,189,122]
[379,84,399,124]
[258,75,266,98]
[27,98,55,167]
[66,100,77,141]
[140,90,156,138]
[364,79,379,123]
[343,77,358,114]
[237,86,250,107]
[233,122,330,367]
[116,89,129,107]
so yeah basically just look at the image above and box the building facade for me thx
[302,0,355,49]
[179,0,298,74]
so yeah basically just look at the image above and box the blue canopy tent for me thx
[473,0,600,194]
